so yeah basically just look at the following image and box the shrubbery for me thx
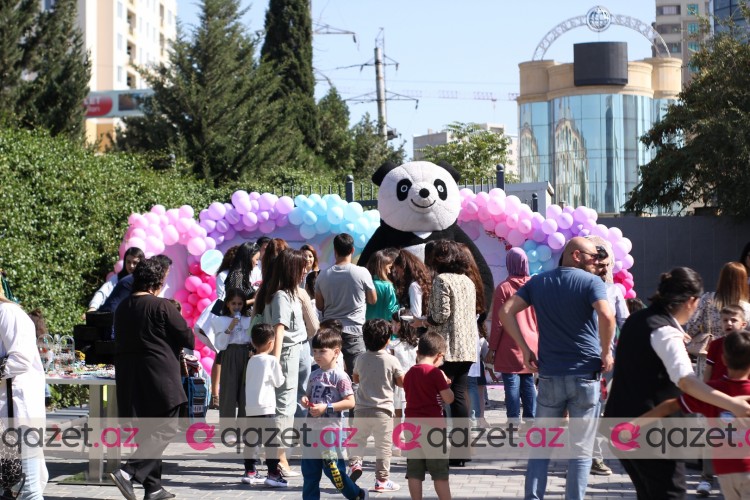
[0,128,231,333]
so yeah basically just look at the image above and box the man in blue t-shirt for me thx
[499,236,615,500]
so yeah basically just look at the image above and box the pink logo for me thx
[187,423,216,451]
[610,422,640,452]
[392,422,422,451]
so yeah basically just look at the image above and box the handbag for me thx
[0,377,24,494]
[686,304,713,356]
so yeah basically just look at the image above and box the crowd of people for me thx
[4,231,750,500]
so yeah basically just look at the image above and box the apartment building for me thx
[654,1,709,84]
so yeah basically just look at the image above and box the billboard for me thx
[84,90,154,119]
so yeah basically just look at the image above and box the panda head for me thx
[372,160,461,233]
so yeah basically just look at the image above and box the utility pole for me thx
[374,46,387,139]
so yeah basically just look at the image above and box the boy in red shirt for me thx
[403,331,454,500]
[639,330,750,500]
[704,305,748,383]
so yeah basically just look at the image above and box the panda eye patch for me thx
[434,179,448,200]
[397,179,412,201]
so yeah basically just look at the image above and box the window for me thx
[687,3,699,15]
[667,42,682,53]
[656,23,681,34]
[687,23,700,34]
[117,66,123,83]
[117,34,123,51]
[657,5,681,15]
[117,1,123,18]
[688,41,700,53]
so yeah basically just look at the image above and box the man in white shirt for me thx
[315,233,377,375]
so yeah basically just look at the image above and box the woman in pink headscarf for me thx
[486,247,539,421]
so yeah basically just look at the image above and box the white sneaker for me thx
[696,480,711,497]
[240,471,266,485]
[374,479,401,492]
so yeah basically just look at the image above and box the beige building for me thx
[518,53,682,214]
[412,123,519,177]
[654,1,709,84]
[43,0,177,145]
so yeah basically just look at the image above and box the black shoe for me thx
[448,459,467,467]
[109,470,136,500]
[144,489,176,500]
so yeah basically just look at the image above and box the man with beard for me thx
[498,237,615,500]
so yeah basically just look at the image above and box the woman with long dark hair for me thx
[87,246,144,312]
[225,242,260,307]
[605,267,750,499]
[253,248,308,478]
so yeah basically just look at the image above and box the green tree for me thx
[421,122,513,181]
[350,113,406,180]
[625,9,750,217]
[117,0,303,186]
[0,0,38,125]
[19,0,90,138]
[260,0,318,150]
[317,86,353,173]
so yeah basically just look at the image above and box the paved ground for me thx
[42,385,720,499]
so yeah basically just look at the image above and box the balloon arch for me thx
[116,189,636,376]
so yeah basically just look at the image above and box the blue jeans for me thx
[502,373,537,420]
[19,444,45,500]
[302,456,365,500]
[524,373,600,500]
[295,342,312,418]
[467,376,486,419]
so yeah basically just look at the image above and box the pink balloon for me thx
[207,202,226,220]
[494,221,510,239]
[131,228,147,240]
[197,297,212,311]
[150,205,166,215]
[196,283,212,299]
[546,204,563,219]
[506,229,526,247]
[127,237,145,251]
[178,205,195,219]
[201,358,214,375]
[541,219,558,235]
[547,232,566,250]
[174,289,190,303]
[187,237,207,256]
[556,213,574,230]
[184,275,202,292]
[200,346,211,357]
[624,289,637,299]
[276,196,295,215]
[506,213,519,229]
[188,262,201,275]
[114,260,124,274]
[182,302,194,316]
[518,219,533,234]
[622,254,635,270]
[187,294,199,306]
[163,225,179,246]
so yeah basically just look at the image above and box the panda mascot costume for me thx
[358,160,493,307]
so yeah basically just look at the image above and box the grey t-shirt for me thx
[315,263,375,328]
[353,350,404,414]
[262,290,306,346]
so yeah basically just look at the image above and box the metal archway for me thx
[532,7,671,60]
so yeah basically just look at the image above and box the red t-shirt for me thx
[679,377,750,475]
[706,337,728,381]
[404,364,450,419]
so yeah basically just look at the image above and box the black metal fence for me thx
[265,165,539,211]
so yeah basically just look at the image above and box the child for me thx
[349,319,405,492]
[244,323,286,487]
[467,334,490,427]
[210,289,252,469]
[698,305,748,495]
[390,316,419,420]
[638,330,750,500]
[403,331,454,500]
[300,328,366,500]
[366,250,399,321]
[705,305,748,383]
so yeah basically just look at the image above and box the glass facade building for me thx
[518,58,681,214]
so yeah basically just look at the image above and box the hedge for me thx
[0,128,232,333]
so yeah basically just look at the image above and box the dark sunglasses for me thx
[580,245,609,261]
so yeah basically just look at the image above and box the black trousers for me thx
[440,361,473,419]
[123,404,184,494]
[619,458,687,500]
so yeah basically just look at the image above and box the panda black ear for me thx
[372,161,399,186]
[436,161,461,182]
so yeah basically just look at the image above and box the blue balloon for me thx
[302,210,318,226]
[294,195,307,207]
[312,199,328,216]
[523,240,537,252]
[288,207,304,225]
[315,217,331,234]
[530,261,543,275]
[527,249,539,263]
[537,245,552,262]
[299,224,317,239]
[327,206,344,225]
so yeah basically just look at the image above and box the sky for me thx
[177,0,657,160]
